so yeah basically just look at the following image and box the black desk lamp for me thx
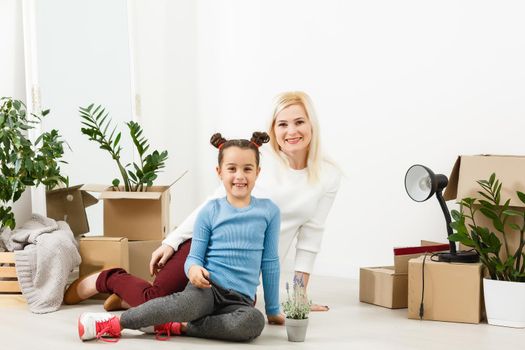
[404,164,479,263]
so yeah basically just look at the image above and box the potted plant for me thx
[282,276,311,342]
[79,103,168,192]
[449,173,525,328]
[0,97,68,231]
[79,104,172,241]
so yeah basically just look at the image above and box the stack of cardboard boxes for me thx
[360,239,484,324]
[78,185,171,298]
[360,155,525,324]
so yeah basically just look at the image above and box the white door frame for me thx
[22,0,46,217]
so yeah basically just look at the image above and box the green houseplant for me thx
[79,104,168,192]
[449,173,525,327]
[0,97,68,230]
[449,173,525,281]
[282,276,311,342]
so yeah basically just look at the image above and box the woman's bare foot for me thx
[310,303,330,312]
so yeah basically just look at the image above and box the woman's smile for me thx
[285,136,303,145]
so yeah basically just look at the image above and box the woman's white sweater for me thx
[163,147,341,274]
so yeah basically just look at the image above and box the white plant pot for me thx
[285,318,309,342]
[484,278,525,328]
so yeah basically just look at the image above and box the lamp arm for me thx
[435,189,457,254]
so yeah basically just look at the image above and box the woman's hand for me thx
[149,244,175,276]
[188,265,211,288]
[267,313,285,325]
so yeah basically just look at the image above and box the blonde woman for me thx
[65,91,341,315]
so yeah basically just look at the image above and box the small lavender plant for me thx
[282,275,312,320]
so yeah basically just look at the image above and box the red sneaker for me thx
[78,312,121,342]
[141,322,182,341]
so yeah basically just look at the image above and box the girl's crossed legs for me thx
[79,282,265,342]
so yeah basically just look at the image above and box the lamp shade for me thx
[405,164,436,202]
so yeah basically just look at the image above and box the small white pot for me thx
[483,278,525,328]
[285,318,309,342]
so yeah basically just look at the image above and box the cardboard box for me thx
[393,242,450,274]
[128,240,162,282]
[82,185,170,241]
[78,236,128,299]
[79,237,129,277]
[79,237,161,282]
[444,155,525,259]
[360,266,408,309]
[408,255,483,323]
[46,185,98,235]
[359,241,449,309]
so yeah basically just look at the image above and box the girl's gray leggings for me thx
[120,281,266,342]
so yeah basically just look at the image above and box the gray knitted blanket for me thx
[0,214,80,313]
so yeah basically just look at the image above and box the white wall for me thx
[0,0,32,227]
[191,0,525,278]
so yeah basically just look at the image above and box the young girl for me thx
[77,131,284,342]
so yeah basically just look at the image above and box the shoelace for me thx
[96,317,120,343]
[154,322,182,341]
[154,323,171,341]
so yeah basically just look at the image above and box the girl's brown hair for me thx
[210,132,270,166]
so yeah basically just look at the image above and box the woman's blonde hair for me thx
[268,91,321,182]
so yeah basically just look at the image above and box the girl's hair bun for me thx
[210,133,227,148]
[250,131,270,147]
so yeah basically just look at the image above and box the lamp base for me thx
[437,250,479,263]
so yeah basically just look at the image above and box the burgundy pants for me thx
[95,239,192,307]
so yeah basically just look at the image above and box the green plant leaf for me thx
[479,207,498,220]
[489,173,496,185]
[128,170,137,182]
[517,191,525,205]
[503,209,523,217]
[477,191,494,203]
[114,132,121,148]
[451,209,462,221]
[509,223,521,231]
[492,217,505,233]
[478,200,495,210]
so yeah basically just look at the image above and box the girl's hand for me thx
[267,313,285,325]
[149,244,175,276]
[188,265,211,288]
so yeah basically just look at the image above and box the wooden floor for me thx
[0,274,523,349]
